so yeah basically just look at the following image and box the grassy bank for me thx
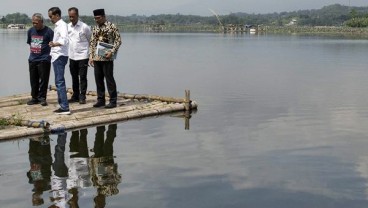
[263,26,368,37]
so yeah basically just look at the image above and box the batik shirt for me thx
[89,21,122,61]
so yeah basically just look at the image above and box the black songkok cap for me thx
[93,9,105,16]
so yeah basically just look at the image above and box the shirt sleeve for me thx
[84,25,92,43]
[49,28,54,43]
[56,23,69,46]
[26,29,31,45]
[89,26,97,59]
[111,24,122,55]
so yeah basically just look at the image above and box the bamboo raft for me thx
[0,86,198,140]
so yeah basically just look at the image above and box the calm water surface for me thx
[1,30,368,207]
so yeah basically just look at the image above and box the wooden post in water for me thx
[184,90,191,130]
[184,90,191,111]
[184,111,191,130]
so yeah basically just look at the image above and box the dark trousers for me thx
[29,61,51,101]
[53,133,68,177]
[94,61,117,104]
[69,129,89,158]
[93,124,116,158]
[69,59,88,100]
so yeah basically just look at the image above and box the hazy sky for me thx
[1,0,367,16]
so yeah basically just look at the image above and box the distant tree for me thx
[4,12,30,24]
[79,15,95,25]
[222,14,241,25]
[345,17,368,27]
[350,9,358,18]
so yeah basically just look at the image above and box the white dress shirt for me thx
[68,20,91,60]
[51,19,69,62]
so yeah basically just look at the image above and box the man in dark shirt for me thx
[26,13,54,106]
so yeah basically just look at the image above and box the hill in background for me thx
[1,4,368,27]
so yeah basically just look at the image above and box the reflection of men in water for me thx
[27,135,52,206]
[50,133,69,208]
[69,129,89,158]
[67,129,92,207]
[89,124,121,208]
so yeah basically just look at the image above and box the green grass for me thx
[0,113,23,129]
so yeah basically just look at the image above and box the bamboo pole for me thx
[184,90,191,111]
[0,93,30,103]
[0,127,46,140]
[19,120,50,128]
[119,93,186,103]
[0,101,25,108]
[49,85,195,104]
[184,110,191,130]
[47,102,198,133]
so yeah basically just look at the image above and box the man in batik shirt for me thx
[88,9,122,109]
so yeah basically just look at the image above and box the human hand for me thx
[48,41,57,47]
[88,58,94,67]
[105,51,112,59]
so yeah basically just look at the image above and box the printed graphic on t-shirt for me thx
[30,35,43,54]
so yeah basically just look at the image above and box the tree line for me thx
[1,4,368,27]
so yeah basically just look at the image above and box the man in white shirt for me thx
[67,7,91,104]
[48,7,70,115]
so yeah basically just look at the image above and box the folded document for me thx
[96,42,117,59]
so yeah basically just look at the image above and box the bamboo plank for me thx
[49,85,190,103]
[0,93,30,102]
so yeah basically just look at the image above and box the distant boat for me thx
[249,28,256,34]
[7,24,25,29]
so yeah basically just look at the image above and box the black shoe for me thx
[53,108,71,115]
[68,98,79,103]
[105,103,117,109]
[79,99,86,104]
[27,99,40,105]
[93,102,105,108]
[40,100,48,106]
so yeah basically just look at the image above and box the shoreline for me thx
[1,24,368,37]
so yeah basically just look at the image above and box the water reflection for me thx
[27,135,52,206]
[50,133,68,208]
[26,124,121,207]
[68,129,91,208]
[90,124,121,207]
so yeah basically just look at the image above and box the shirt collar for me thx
[55,19,63,26]
[71,20,82,27]
[98,21,109,28]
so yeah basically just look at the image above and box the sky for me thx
[1,0,367,17]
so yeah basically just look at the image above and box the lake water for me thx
[1,29,368,207]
